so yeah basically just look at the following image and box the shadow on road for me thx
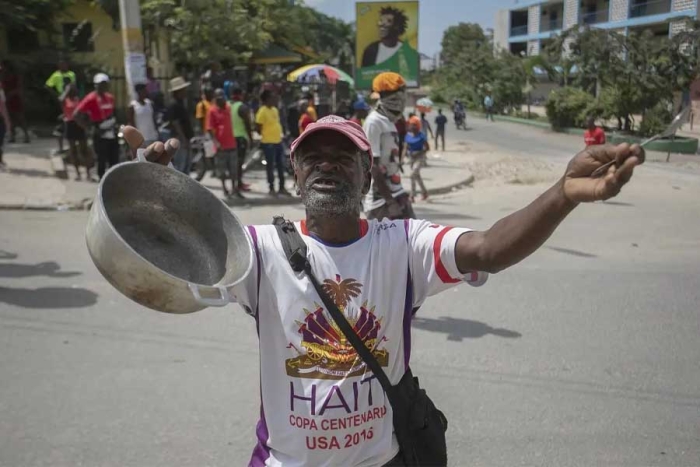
[602,200,634,207]
[412,316,521,342]
[545,246,597,258]
[0,286,98,308]
[414,205,482,221]
[7,168,55,178]
[0,261,81,278]
[0,250,18,260]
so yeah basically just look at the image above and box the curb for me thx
[609,134,699,154]
[0,175,475,212]
[471,112,550,128]
[0,196,302,212]
[472,112,700,154]
[426,174,475,196]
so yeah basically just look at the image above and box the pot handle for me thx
[136,148,175,169]
[188,283,232,307]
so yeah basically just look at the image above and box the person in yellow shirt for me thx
[195,89,213,134]
[255,89,290,197]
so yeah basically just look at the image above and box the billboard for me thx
[355,1,419,89]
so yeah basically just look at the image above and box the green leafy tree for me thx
[140,0,275,68]
[545,26,698,132]
[433,23,497,107]
[139,0,354,71]
[0,0,75,32]
[491,50,527,114]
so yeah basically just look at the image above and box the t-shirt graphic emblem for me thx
[285,275,389,380]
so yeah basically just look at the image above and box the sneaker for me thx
[239,182,252,192]
[278,188,292,197]
[0,161,7,172]
[269,188,278,198]
[421,194,429,202]
[234,191,246,199]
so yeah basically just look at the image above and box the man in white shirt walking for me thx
[127,83,159,146]
[121,113,643,465]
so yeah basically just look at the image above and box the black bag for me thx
[273,217,448,466]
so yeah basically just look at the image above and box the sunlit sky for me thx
[304,0,519,56]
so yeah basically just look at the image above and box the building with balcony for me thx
[494,0,699,56]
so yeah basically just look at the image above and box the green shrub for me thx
[639,101,673,138]
[545,87,594,130]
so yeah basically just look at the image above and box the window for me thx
[63,22,94,52]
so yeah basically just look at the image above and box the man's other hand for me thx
[563,143,644,203]
[121,125,179,166]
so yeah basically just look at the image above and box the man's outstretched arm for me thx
[455,144,644,274]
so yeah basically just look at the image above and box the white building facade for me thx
[494,0,699,55]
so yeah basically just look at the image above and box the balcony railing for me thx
[579,10,610,25]
[510,24,529,37]
[541,18,564,32]
[629,0,671,18]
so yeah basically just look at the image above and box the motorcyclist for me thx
[452,99,466,128]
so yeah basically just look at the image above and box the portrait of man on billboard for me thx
[361,6,410,67]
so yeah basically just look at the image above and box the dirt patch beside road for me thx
[453,140,562,187]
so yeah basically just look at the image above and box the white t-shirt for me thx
[130,98,159,142]
[363,111,405,212]
[376,42,402,65]
[233,218,488,467]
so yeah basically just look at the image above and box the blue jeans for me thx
[261,143,285,191]
[173,140,191,174]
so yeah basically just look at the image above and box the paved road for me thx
[1,125,699,466]
[446,113,700,180]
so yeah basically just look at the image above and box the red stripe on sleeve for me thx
[359,219,369,237]
[433,227,461,284]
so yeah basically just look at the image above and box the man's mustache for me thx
[306,175,350,188]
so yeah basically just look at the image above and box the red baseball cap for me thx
[290,115,373,168]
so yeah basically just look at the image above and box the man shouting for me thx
[120,114,643,465]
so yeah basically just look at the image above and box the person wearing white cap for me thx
[119,116,643,465]
[74,73,118,179]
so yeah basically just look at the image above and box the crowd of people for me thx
[0,59,476,212]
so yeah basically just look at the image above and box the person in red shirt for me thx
[207,88,241,198]
[584,116,606,147]
[298,100,314,134]
[74,73,118,179]
[60,83,91,180]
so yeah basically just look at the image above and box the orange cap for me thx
[372,72,406,93]
[408,115,422,129]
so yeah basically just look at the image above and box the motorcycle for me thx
[454,111,467,130]
[188,136,210,181]
[241,136,294,177]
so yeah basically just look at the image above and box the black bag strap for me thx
[272,216,395,393]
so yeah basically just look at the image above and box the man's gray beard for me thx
[302,180,362,218]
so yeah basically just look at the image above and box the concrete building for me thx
[494,0,699,55]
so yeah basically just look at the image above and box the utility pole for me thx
[119,0,147,100]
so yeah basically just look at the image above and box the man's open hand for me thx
[121,125,180,166]
[563,143,644,203]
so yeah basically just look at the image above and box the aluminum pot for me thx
[85,151,253,314]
